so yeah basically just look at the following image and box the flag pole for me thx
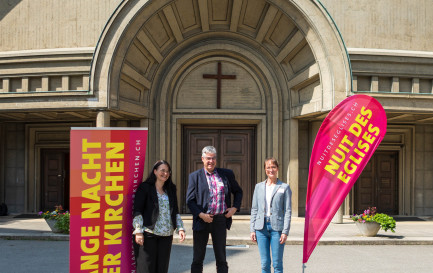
[302,263,307,272]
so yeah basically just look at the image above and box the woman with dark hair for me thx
[133,160,185,273]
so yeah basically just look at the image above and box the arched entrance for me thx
[157,46,281,212]
[90,0,351,216]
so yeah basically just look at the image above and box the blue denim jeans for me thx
[256,221,285,273]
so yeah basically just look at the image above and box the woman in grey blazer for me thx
[250,157,292,273]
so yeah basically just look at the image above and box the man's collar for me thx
[204,168,217,175]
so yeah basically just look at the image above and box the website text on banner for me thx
[70,128,148,273]
[303,95,387,264]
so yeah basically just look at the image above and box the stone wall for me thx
[0,0,120,51]
[321,0,433,52]
[350,52,433,95]
[3,1,433,53]
[415,125,433,215]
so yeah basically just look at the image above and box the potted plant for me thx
[38,205,70,234]
[352,207,396,236]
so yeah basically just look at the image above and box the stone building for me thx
[1,0,432,216]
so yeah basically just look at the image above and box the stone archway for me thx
[156,43,282,201]
[91,0,351,116]
[90,0,352,215]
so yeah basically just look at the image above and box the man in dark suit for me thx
[186,146,243,273]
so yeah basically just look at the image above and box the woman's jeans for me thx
[256,221,285,273]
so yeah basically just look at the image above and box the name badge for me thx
[277,188,285,194]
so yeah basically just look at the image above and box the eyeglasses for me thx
[203,156,216,161]
[158,169,171,174]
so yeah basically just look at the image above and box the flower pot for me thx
[45,219,62,233]
[355,221,380,237]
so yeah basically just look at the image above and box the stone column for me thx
[288,119,299,216]
[96,111,110,127]
[391,77,399,93]
[332,204,344,224]
[1,78,10,92]
[140,118,149,182]
[370,76,379,92]
[140,119,148,128]
[412,78,420,93]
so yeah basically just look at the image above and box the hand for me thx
[250,232,257,242]
[179,230,186,243]
[199,212,214,223]
[279,234,287,244]
[224,207,237,218]
[135,233,144,245]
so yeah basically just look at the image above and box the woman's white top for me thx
[265,183,276,217]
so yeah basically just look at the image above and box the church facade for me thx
[1,0,432,217]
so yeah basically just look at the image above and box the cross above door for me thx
[203,62,236,109]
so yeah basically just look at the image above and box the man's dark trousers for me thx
[191,214,228,273]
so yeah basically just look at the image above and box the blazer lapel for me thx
[260,182,266,208]
[199,169,210,203]
[270,180,282,202]
[150,185,158,205]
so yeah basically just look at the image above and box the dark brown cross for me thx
[203,62,236,109]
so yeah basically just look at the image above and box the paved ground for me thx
[1,215,433,245]
[1,240,433,273]
[1,214,433,272]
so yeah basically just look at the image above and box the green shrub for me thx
[352,207,396,233]
[373,213,396,233]
[54,212,70,234]
[39,205,70,234]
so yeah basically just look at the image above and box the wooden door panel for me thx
[364,159,373,172]
[220,131,252,212]
[356,159,374,212]
[42,151,64,211]
[182,126,255,213]
[377,153,396,214]
[188,132,218,175]
[224,159,248,211]
[359,178,374,204]
[222,137,244,155]
[355,151,398,214]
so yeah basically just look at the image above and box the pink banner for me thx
[303,95,387,263]
[70,128,148,272]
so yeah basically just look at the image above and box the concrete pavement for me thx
[1,214,433,245]
[2,240,433,273]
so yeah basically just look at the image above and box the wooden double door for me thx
[354,151,398,215]
[41,149,70,212]
[182,126,256,213]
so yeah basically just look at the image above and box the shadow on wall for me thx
[0,0,22,21]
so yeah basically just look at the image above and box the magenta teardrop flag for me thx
[303,94,387,264]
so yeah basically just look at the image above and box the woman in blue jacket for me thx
[250,157,292,273]
[133,160,185,273]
